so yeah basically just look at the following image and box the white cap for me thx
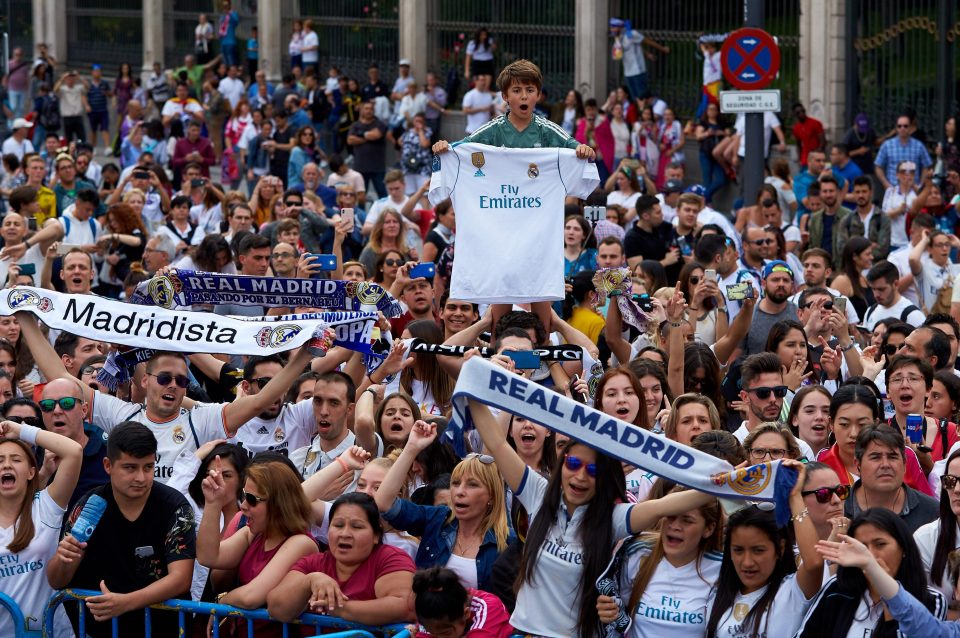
[11,118,29,130]
[398,58,411,66]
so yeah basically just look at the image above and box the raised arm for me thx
[373,420,436,513]
[2,420,82,509]
[222,346,312,435]
[908,229,930,277]
[664,287,686,398]
[786,461,824,598]
[302,446,369,503]
[603,295,633,365]
[15,312,93,403]
[465,398,527,491]
[713,296,755,364]
[196,457,252,570]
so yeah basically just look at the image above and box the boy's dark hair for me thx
[635,194,659,218]
[853,175,873,190]
[495,311,547,346]
[107,421,158,461]
[8,186,37,213]
[493,327,535,352]
[866,261,899,285]
[741,352,782,389]
[496,59,542,93]
[54,331,84,358]
[925,313,960,340]
[884,354,934,389]
[170,194,191,209]
[243,354,286,381]
[798,287,832,307]
[317,370,357,403]
[238,233,271,255]
[854,423,905,461]
[694,233,726,265]
[76,188,99,207]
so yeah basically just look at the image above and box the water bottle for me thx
[70,494,107,543]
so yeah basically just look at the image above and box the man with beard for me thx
[389,263,438,335]
[741,260,799,355]
[734,352,815,459]
[806,176,849,269]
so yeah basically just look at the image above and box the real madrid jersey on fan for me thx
[92,391,228,483]
[229,399,316,457]
[429,142,599,303]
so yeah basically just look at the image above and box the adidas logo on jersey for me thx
[256,426,269,435]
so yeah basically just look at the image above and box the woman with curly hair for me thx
[95,203,147,297]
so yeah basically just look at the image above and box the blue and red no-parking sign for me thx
[720,27,780,90]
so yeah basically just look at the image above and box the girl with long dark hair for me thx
[798,508,946,637]
[831,236,875,320]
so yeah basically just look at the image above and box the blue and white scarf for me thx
[450,358,798,524]
[130,270,403,317]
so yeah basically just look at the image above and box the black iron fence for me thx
[66,0,143,68]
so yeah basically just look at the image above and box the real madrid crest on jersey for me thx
[733,602,749,622]
[431,154,441,173]
[273,426,285,443]
[527,163,539,179]
[172,425,186,444]
[471,152,485,177]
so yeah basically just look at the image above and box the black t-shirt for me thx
[348,118,388,173]
[360,80,389,103]
[269,125,295,178]
[624,221,680,279]
[65,482,196,638]
[425,227,451,256]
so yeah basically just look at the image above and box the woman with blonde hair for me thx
[664,393,722,445]
[375,421,512,591]
[358,208,415,278]
[197,459,318,635]
[120,187,146,219]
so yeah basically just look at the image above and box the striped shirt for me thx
[460,113,579,150]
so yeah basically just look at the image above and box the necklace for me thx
[454,534,481,557]
[863,485,902,512]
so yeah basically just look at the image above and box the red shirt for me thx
[792,117,824,166]
[292,543,415,601]
[415,589,513,638]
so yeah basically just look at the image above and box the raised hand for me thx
[407,420,437,451]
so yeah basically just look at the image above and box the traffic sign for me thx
[719,90,781,114]
[720,27,780,90]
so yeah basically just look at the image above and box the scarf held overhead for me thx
[1,287,377,356]
[130,270,403,317]
[450,358,798,523]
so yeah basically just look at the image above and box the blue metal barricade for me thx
[44,589,412,638]
[0,592,28,638]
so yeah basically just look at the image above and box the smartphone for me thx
[340,208,355,233]
[631,293,654,312]
[834,296,847,314]
[504,350,541,370]
[410,262,436,280]
[726,282,755,301]
[583,206,604,224]
[190,178,205,188]
[704,269,717,281]
[133,171,151,180]
[18,263,36,276]
[56,243,83,256]
[307,254,337,271]
[570,373,589,404]
[27,217,37,232]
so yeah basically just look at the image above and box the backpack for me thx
[863,302,920,327]
[39,94,61,131]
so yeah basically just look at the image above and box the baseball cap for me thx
[11,118,29,130]
[685,184,706,197]
[763,260,794,280]
[398,59,411,67]
[609,18,625,28]
[663,179,684,193]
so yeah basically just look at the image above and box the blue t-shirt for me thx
[220,11,239,45]
[87,80,110,113]
[247,37,258,60]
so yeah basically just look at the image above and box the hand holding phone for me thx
[409,262,436,280]
[340,208,355,233]
[504,350,541,370]
[306,254,337,271]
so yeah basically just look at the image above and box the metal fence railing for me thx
[45,588,413,638]
[616,0,800,121]
[166,0,259,73]
[5,0,33,55]
[0,591,27,638]
[65,0,144,68]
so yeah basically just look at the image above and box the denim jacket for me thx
[383,498,512,590]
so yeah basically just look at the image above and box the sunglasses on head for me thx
[564,454,597,477]
[6,415,40,427]
[249,377,271,389]
[464,452,495,464]
[746,385,788,400]
[147,372,190,388]
[801,484,850,503]
[38,397,80,412]
[941,474,960,490]
[241,490,267,507]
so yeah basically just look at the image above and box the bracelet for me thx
[840,342,856,352]
[791,508,809,524]
[365,387,377,397]
[670,321,682,327]
[18,424,40,445]
[335,456,351,473]
[215,592,228,604]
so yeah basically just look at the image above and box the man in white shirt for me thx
[361,169,418,248]
[390,59,415,102]
[888,213,936,305]
[300,19,319,72]
[735,352,816,459]
[790,248,861,324]
[863,260,925,330]
[735,111,787,160]
[1,118,34,160]
[462,74,495,135]
[216,64,245,110]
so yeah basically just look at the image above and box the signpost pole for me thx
[742,0,765,203]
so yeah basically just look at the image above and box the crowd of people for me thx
[2,8,960,638]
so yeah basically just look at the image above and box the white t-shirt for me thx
[915,254,955,313]
[707,573,813,638]
[736,112,782,158]
[91,391,228,483]
[882,185,917,248]
[915,519,960,603]
[619,31,647,77]
[465,39,495,62]
[161,98,205,125]
[217,76,245,110]
[703,50,722,85]
[190,202,223,235]
[301,31,319,63]
[429,143,600,303]
[607,190,641,214]
[289,430,384,482]
[462,89,495,134]
[446,552,479,590]
[365,195,412,230]
[1,136,33,161]
[509,467,635,637]
[229,398,316,457]
[888,246,920,305]
[862,294,925,330]
[0,490,71,636]
[617,541,723,638]
[60,207,102,246]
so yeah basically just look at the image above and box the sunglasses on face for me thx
[464,452,495,464]
[882,344,899,356]
[941,474,960,490]
[746,447,787,461]
[284,200,302,207]
[38,397,80,412]
[241,490,267,507]
[689,276,701,285]
[6,415,40,427]
[750,238,774,246]
[249,377,271,390]
[564,454,597,477]
[147,372,190,388]
[746,385,789,400]
[80,365,103,377]
[801,484,850,503]
[384,259,404,267]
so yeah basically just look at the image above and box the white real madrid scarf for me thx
[1,287,376,356]
[450,358,798,523]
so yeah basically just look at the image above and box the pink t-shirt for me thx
[415,589,514,638]
[292,543,415,600]
[238,533,313,586]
